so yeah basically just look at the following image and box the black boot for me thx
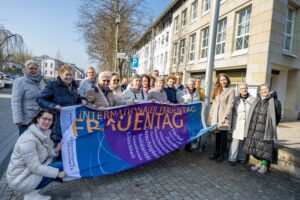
[209,152,219,160]
[216,154,225,162]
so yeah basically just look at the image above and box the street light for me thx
[115,0,120,72]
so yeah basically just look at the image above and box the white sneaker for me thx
[24,190,51,200]
[251,164,262,171]
[258,165,268,174]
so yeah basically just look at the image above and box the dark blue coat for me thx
[36,76,81,142]
[164,86,178,104]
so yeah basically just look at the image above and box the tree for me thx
[0,24,24,69]
[77,0,151,79]
[13,46,33,65]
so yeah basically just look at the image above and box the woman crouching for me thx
[6,110,66,200]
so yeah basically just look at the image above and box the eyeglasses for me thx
[28,67,38,71]
[112,79,120,82]
[102,79,110,83]
[41,117,53,122]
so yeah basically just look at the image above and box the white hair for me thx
[24,60,39,68]
[98,71,111,80]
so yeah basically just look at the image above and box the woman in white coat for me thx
[121,74,148,104]
[228,83,255,165]
[6,110,66,200]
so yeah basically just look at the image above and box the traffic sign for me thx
[131,58,139,68]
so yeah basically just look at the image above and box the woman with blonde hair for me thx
[209,73,235,162]
[37,64,86,143]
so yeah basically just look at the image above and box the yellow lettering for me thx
[173,113,184,129]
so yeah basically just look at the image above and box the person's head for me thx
[260,83,270,98]
[86,67,96,80]
[110,74,120,89]
[24,60,39,77]
[166,75,176,88]
[195,78,201,89]
[152,70,159,79]
[98,71,111,89]
[150,77,156,88]
[141,74,150,89]
[59,64,74,85]
[212,73,231,100]
[187,78,196,92]
[175,73,182,85]
[155,76,165,91]
[131,74,142,90]
[31,109,55,130]
[239,83,249,97]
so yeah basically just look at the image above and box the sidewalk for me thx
[1,151,300,200]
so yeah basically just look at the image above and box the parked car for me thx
[3,74,14,88]
[0,72,5,89]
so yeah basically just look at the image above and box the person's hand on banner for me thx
[133,100,139,104]
[55,105,62,111]
[98,106,105,110]
[55,142,62,153]
[57,171,67,179]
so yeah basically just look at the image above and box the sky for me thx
[0,0,171,70]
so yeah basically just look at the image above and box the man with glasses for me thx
[86,71,116,108]
[79,67,97,98]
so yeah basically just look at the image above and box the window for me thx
[50,71,53,75]
[191,0,198,21]
[284,7,295,52]
[45,71,47,75]
[235,7,251,51]
[173,43,178,65]
[200,27,209,58]
[160,54,163,64]
[50,63,53,68]
[166,32,169,44]
[179,38,186,64]
[216,18,227,55]
[189,33,197,61]
[45,63,47,67]
[164,52,168,66]
[203,0,210,13]
[158,38,160,49]
[162,35,164,45]
[175,16,179,31]
[181,9,187,27]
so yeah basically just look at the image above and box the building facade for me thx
[134,0,300,120]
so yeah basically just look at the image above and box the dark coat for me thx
[244,92,281,161]
[164,86,178,103]
[36,76,81,142]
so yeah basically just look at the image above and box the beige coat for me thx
[86,86,116,108]
[210,88,235,131]
[6,124,59,193]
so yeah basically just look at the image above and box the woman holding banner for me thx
[6,109,66,200]
[209,73,235,162]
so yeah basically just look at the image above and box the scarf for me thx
[26,74,43,83]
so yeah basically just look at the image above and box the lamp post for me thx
[115,0,120,72]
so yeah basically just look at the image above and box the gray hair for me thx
[24,60,39,68]
[238,83,248,89]
[260,83,270,90]
[98,71,111,80]
[156,76,165,82]
[85,67,95,73]
[187,78,196,84]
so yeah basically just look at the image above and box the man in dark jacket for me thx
[164,75,178,104]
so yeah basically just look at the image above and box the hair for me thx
[238,83,248,90]
[111,72,118,76]
[166,75,176,82]
[212,73,231,100]
[30,109,56,129]
[175,72,183,77]
[59,64,74,75]
[98,71,111,80]
[156,76,165,82]
[187,78,196,85]
[24,60,40,68]
[260,83,270,91]
[152,69,159,74]
[85,67,95,74]
[141,74,151,88]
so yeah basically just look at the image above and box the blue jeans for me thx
[18,125,29,136]
[35,162,63,190]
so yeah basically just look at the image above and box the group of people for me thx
[6,59,281,199]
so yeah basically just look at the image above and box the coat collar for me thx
[56,76,78,89]
[28,124,51,142]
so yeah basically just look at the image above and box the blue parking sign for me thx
[131,58,139,68]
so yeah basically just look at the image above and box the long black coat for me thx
[36,76,81,142]
[244,92,281,161]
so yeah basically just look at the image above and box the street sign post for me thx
[117,53,127,59]
[131,58,139,68]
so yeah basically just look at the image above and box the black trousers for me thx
[215,130,228,155]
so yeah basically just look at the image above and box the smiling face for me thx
[156,80,165,91]
[132,77,142,90]
[60,70,73,84]
[260,85,270,98]
[175,75,182,85]
[195,79,201,89]
[26,63,39,77]
[187,82,195,91]
[99,75,111,89]
[37,112,53,130]
[87,69,96,80]
[142,77,149,89]
[110,75,120,89]
[219,76,228,88]
[167,78,175,88]
[239,85,248,97]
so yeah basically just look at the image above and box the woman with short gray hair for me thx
[11,60,45,135]
[148,76,169,103]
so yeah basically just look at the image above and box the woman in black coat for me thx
[243,84,281,174]
[36,64,86,143]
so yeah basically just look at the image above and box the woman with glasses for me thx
[86,71,116,108]
[141,74,151,94]
[122,74,148,104]
[6,110,66,200]
[109,74,124,105]
[12,60,45,135]
[37,64,86,143]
